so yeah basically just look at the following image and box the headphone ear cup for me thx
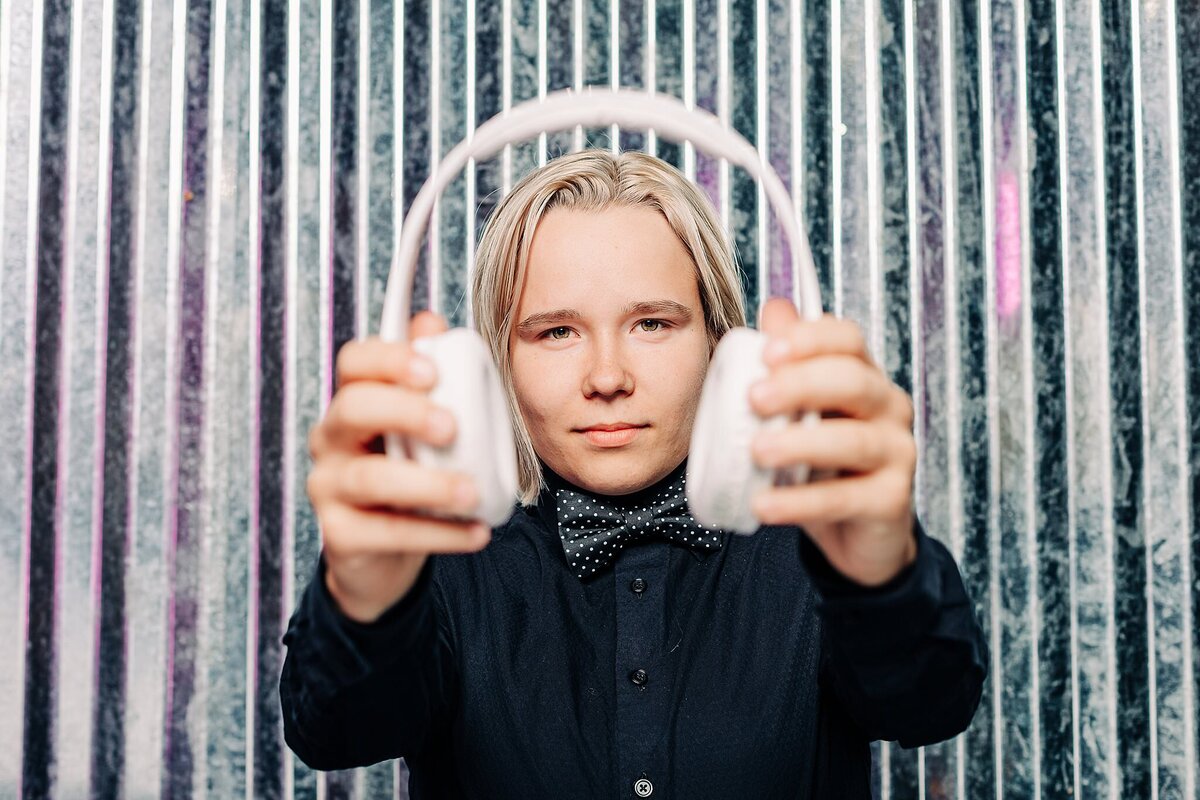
[397,328,519,528]
[687,328,795,533]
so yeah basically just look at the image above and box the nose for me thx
[582,339,634,398]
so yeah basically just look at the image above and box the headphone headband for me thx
[381,89,823,342]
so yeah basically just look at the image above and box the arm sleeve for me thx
[801,520,988,748]
[279,556,457,770]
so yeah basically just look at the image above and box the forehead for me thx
[518,206,699,311]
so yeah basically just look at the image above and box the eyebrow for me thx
[515,300,694,335]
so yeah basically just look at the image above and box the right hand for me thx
[306,311,492,623]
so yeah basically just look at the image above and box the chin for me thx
[565,449,679,497]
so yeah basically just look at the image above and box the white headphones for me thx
[380,88,824,533]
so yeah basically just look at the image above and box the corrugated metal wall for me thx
[0,0,1196,798]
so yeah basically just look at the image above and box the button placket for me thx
[614,543,668,800]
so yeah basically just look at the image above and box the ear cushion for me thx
[398,328,519,528]
[686,327,802,533]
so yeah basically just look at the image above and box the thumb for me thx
[409,310,449,340]
[758,298,800,338]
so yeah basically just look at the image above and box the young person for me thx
[281,150,986,799]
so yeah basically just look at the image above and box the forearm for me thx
[803,523,988,747]
[281,557,454,769]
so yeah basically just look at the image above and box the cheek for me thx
[510,347,559,427]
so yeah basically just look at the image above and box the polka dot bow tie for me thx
[555,471,722,580]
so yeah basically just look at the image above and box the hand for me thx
[306,312,491,622]
[748,299,918,587]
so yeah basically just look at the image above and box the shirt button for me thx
[630,577,647,594]
[633,777,654,797]
[630,668,648,686]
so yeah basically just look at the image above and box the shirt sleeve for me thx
[800,520,988,748]
[279,556,457,770]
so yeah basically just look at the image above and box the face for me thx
[510,205,711,496]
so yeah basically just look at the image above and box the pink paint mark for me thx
[995,171,1022,322]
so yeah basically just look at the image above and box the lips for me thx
[578,423,647,448]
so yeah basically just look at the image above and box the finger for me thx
[750,356,909,422]
[335,338,439,390]
[312,382,455,457]
[758,297,801,338]
[761,314,872,367]
[320,505,492,557]
[309,454,480,516]
[751,470,913,526]
[409,310,449,340]
[751,418,914,474]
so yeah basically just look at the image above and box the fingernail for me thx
[407,354,436,384]
[764,338,791,363]
[426,407,455,441]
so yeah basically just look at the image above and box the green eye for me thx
[548,326,571,340]
[639,319,664,332]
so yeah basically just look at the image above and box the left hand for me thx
[748,299,918,587]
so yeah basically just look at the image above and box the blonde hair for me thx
[471,149,747,504]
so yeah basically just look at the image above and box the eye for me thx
[545,326,572,340]
[638,319,667,333]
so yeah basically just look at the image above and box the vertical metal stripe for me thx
[1017,0,1044,790]
[976,0,1007,794]
[326,3,363,790]
[1183,2,1200,789]
[789,0,800,302]
[465,0,476,320]
[1090,0,1120,794]
[830,0,843,315]
[1100,0,1152,793]
[26,0,78,792]
[802,0,831,298]
[394,0,406,332]
[1164,5,1195,798]
[938,0,959,567]
[256,0,292,795]
[162,0,214,794]
[941,0,963,791]
[92,0,143,793]
[646,0,656,156]
[57,0,97,789]
[0,2,14,785]
[574,0,584,149]
[501,0,511,188]
[610,0,618,151]
[1130,2,1159,793]
[18,2,48,794]
[123,0,168,792]
[357,0,371,333]
[754,0,765,307]
[717,0,728,230]
[682,0,694,179]
[432,0,446,316]
[1053,0,1083,793]
[283,2,301,799]
[319,0,333,407]
[1134,0,1191,793]
[895,5,920,796]
[330,0,358,375]
[538,0,547,164]
[863,0,881,359]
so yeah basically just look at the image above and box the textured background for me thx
[1,0,1197,798]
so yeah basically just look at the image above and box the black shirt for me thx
[280,462,987,799]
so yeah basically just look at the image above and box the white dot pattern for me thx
[555,471,722,580]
